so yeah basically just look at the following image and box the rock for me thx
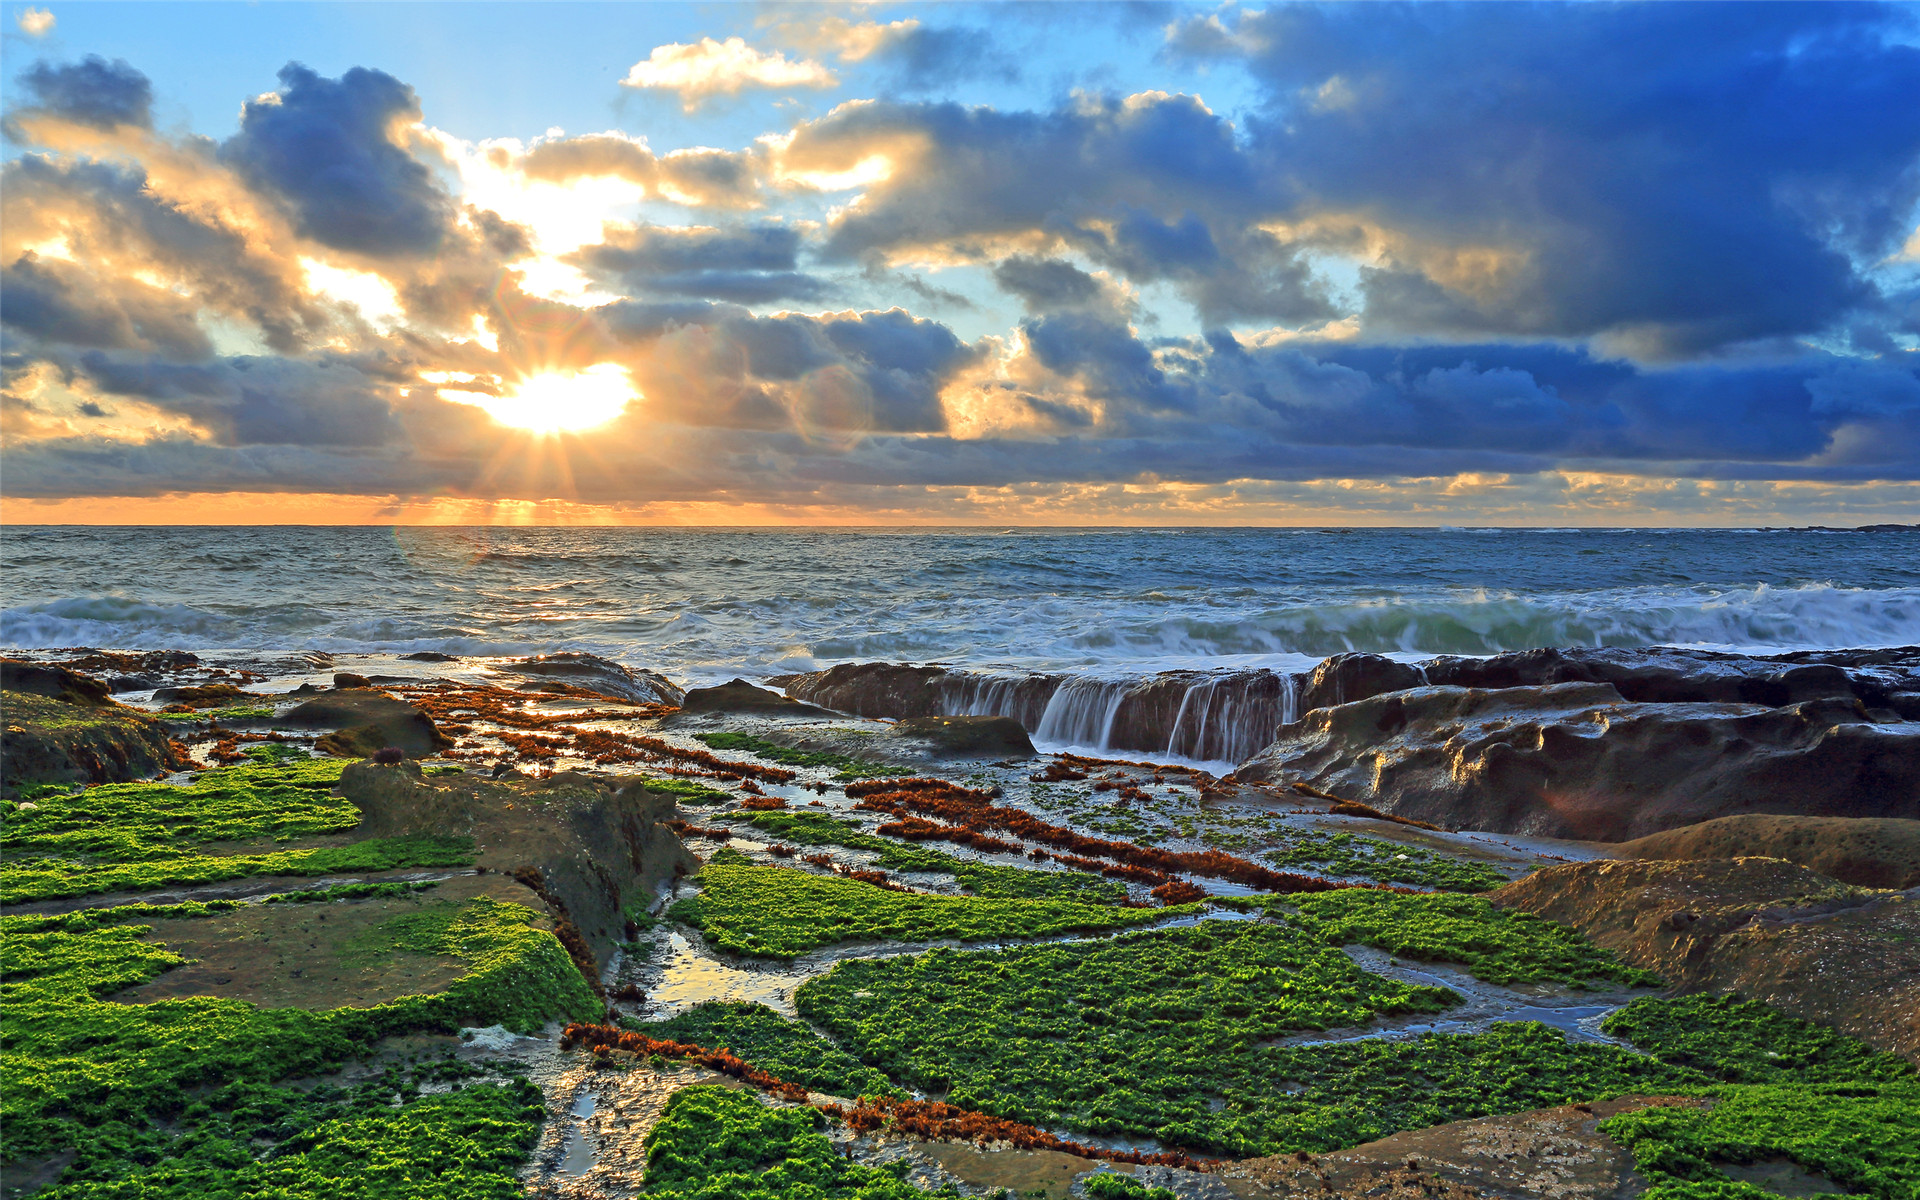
[891,715,1037,758]
[108,675,161,693]
[1,659,115,708]
[1220,1095,1702,1200]
[787,662,1295,761]
[282,688,453,759]
[1,688,191,786]
[50,649,200,676]
[678,679,830,716]
[401,651,458,662]
[496,652,682,705]
[150,683,258,708]
[1610,815,1920,890]
[337,761,698,969]
[783,662,951,718]
[1491,858,1920,1061]
[1237,682,1920,840]
[332,672,372,689]
[1297,653,1427,714]
[1422,645,1918,711]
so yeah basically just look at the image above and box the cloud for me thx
[16,6,52,36]
[816,18,1017,92]
[515,132,765,209]
[2,154,326,353]
[1,251,212,359]
[10,56,154,131]
[1167,2,1920,356]
[570,223,828,304]
[621,37,838,111]
[223,64,455,257]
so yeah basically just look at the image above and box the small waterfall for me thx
[932,672,1061,728]
[1033,677,1135,748]
[927,667,1307,764]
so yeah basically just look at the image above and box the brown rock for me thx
[1,659,115,708]
[783,662,952,718]
[1238,682,1920,840]
[678,679,830,716]
[1,688,190,786]
[497,652,682,705]
[1611,815,1920,890]
[891,714,1037,758]
[1490,858,1920,1061]
[1219,1095,1702,1200]
[283,688,453,758]
[336,761,697,969]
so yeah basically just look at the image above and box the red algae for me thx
[556,1022,1211,1170]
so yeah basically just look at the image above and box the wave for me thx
[1069,584,1920,661]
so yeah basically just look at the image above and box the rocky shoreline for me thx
[3,641,1917,1199]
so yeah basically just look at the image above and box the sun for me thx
[440,363,637,434]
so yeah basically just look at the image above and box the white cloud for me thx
[17,6,54,36]
[621,37,838,111]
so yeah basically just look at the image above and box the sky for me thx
[2,1,1919,526]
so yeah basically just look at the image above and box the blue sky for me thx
[3,1,1918,524]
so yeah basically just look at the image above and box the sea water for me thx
[3,526,1916,685]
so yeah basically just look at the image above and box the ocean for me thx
[4,526,1916,687]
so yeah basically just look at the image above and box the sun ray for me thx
[437,363,636,434]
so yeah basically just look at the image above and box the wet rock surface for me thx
[501,652,684,706]
[0,684,189,785]
[283,687,455,758]
[338,761,698,969]
[677,678,829,716]
[1492,857,1920,1061]
[890,714,1036,758]
[1236,682,1920,840]
[1,658,118,707]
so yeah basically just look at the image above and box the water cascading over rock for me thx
[783,663,1301,763]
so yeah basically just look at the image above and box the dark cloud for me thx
[1170,2,1920,355]
[66,350,403,447]
[787,93,1331,326]
[793,93,1271,263]
[628,308,978,434]
[867,25,1019,93]
[1,252,212,359]
[223,64,454,256]
[993,256,1106,312]
[13,56,153,130]
[572,224,828,303]
[1,155,323,352]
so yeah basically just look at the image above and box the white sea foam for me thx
[3,528,1915,680]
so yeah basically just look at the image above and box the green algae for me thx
[0,756,483,903]
[1601,1081,1920,1200]
[645,1001,903,1099]
[796,920,1702,1155]
[33,1060,544,1199]
[692,733,915,780]
[3,757,356,860]
[642,1085,941,1200]
[739,811,1127,902]
[1278,889,1662,987]
[668,861,1178,957]
[1264,832,1510,892]
[1,834,476,904]
[641,775,735,805]
[1,894,598,1168]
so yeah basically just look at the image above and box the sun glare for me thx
[441,363,637,434]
